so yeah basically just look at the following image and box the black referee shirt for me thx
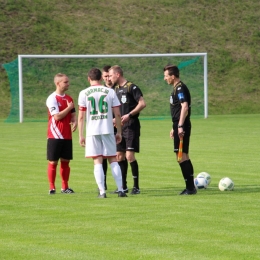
[114,81,143,117]
[170,81,191,122]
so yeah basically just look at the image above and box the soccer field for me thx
[1,115,260,260]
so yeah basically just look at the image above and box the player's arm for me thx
[129,96,146,116]
[112,106,122,144]
[178,101,188,137]
[54,100,74,121]
[78,108,86,147]
[122,96,146,123]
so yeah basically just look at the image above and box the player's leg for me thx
[93,157,106,197]
[47,161,57,194]
[104,134,126,197]
[126,150,140,194]
[47,139,60,194]
[174,123,196,195]
[60,159,74,193]
[117,151,128,191]
[108,157,124,191]
[179,154,196,194]
[113,137,128,193]
[86,135,106,197]
[102,159,108,190]
[60,140,74,193]
[124,120,140,195]
[109,160,127,197]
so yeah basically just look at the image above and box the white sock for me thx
[94,164,105,195]
[110,162,123,192]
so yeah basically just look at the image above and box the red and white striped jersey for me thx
[46,92,74,139]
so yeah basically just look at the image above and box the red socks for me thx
[47,163,57,190]
[60,161,70,190]
[47,161,70,190]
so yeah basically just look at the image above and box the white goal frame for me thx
[18,53,208,122]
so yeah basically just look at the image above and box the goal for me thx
[4,53,208,122]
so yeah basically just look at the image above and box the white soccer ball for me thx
[218,177,234,191]
[194,176,208,189]
[197,172,211,185]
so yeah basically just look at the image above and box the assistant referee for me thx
[163,65,196,195]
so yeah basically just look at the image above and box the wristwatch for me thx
[178,125,183,128]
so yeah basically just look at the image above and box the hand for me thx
[67,100,74,110]
[115,133,122,144]
[170,129,174,139]
[70,121,77,132]
[178,128,185,138]
[121,114,130,124]
[79,137,85,147]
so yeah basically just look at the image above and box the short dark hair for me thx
[88,68,102,80]
[164,65,179,78]
[102,65,111,73]
[109,65,123,76]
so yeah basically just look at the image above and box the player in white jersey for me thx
[100,65,117,190]
[78,68,127,198]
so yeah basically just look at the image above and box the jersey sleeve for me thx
[176,85,187,103]
[46,94,59,116]
[130,84,143,102]
[78,90,87,110]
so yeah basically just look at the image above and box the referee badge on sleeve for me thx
[178,93,184,100]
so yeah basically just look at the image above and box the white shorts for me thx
[85,134,117,158]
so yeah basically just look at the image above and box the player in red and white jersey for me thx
[46,73,77,195]
[46,93,74,139]
[78,68,127,198]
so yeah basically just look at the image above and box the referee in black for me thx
[108,65,146,195]
[163,65,196,195]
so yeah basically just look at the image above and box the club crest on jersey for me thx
[121,95,127,103]
[58,102,61,107]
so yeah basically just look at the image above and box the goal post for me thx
[14,53,207,122]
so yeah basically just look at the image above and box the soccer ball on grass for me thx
[197,172,211,185]
[218,177,234,191]
[194,176,208,189]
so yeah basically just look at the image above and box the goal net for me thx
[3,54,207,122]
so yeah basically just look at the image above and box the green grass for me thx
[1,0,260,118]
[1,115,260,259]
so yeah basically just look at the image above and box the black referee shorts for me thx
[117,118,140,153]
[47,139,73,161]
[173,121,191,154]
